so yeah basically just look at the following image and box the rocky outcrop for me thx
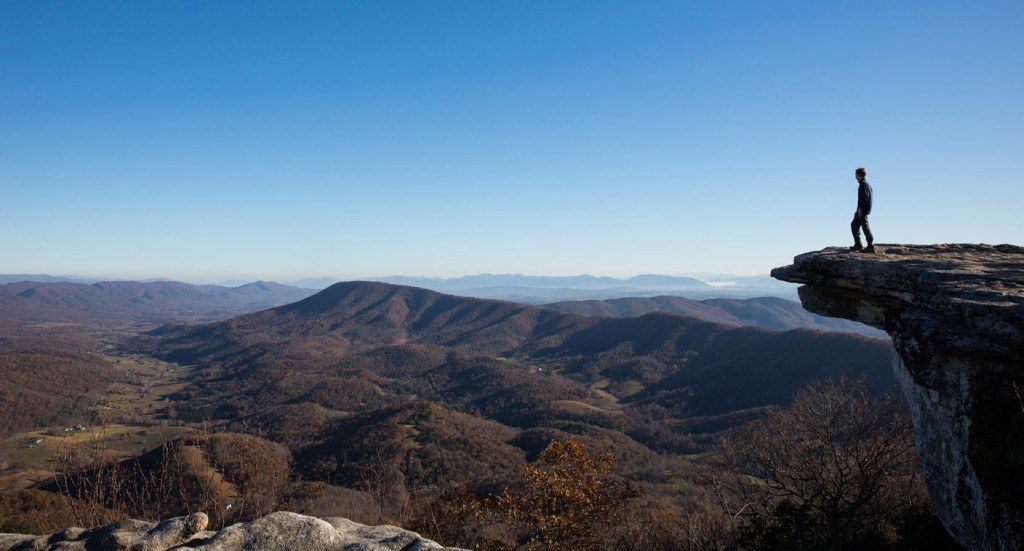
[0,511,465,550]
[772,244,1024,550]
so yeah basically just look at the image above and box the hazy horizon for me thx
[3,2,1021,279]
[0,269,780,286]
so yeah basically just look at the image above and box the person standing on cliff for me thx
[851,167,874,253]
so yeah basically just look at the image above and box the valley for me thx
[0,353,195,486]
[0,277,941,548]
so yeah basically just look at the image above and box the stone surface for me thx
[772,243,1024,551]
[0,512,465,550]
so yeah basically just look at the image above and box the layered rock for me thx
[772,244,1024,550]
[0,511,465,551]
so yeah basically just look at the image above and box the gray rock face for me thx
[772,244,1024,551]
[0,511,465,551]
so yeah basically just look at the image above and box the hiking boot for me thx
[863,244,876,253]
[850,244,863,252]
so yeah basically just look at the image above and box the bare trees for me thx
[52,440,188,528]
[50,432,293,530]
[412,381,954,550]
[707,379,931,550]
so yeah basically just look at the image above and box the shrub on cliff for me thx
[706,379,956,550]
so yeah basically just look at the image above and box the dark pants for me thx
[851,212,873,247]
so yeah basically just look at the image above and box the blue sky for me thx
[2,1,1021,281]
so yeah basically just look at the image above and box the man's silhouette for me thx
[851,167,874,253]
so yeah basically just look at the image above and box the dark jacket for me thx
[857,180,873,215]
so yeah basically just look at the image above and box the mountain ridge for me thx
[0,279,315,327]
[138,281,895,434]
[546,295,886,338]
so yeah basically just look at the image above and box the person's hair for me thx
[855,167,867,178]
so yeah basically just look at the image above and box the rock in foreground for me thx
[0,511,466,551]
[772,244,1024,550]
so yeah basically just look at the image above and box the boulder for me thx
[0,511,465,551]
[772,243,1024,550]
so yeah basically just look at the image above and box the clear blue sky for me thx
[2,1,1021,281]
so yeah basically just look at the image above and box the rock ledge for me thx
[0,511,466,551]
[773,243,1024,551]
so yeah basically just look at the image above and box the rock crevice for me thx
[772,244,1024,550]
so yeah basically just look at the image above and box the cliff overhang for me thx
[773,244,1024,550]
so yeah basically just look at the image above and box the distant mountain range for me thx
[290,273,799,302]
[545,295,886,339]
[0,279,315,326]
[375,273,709,290]
[0,275,875,338]
[1,272,799,303]
[0,274,100,285]
[146,281,890,371]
